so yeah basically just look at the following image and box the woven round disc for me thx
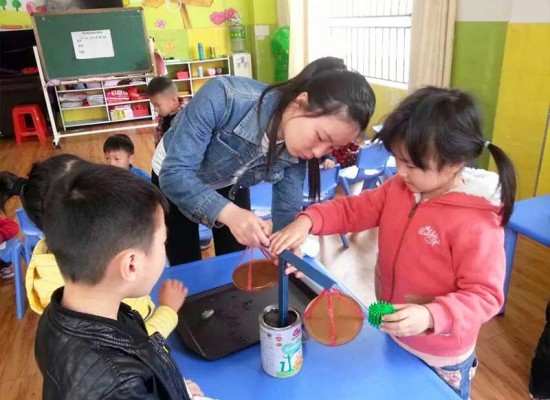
[232,259,278,292]
[303,292,364,346]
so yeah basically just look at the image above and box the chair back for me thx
[250,181,273,219]
[356,142,390,173]
[303,164,341,206]
[15,208,43,237]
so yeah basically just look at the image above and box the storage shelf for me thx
[60,104,106,111]
[104,82,147,89]
[107,99,150,106]
[110,115,152,123]
[191,74,230,81]
[65,118,110,128]
[188,57,229,64]
[54,59,229,133]
[57,87,103,93]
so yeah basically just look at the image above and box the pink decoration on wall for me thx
[154,18,167,29]
[209,11,226,25]
[26,2,47,14]
[225,7,236,20]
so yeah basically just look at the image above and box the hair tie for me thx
[9,178,28,197]
[483,141,491,149]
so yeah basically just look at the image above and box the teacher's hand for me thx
[218,203,271,247]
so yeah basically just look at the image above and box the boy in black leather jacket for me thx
[34,163,205,400]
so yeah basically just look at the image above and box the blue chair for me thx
[250,181,274,220]
[502,195,550,314]
[199,224,213,249]
[302,165,341,207]
[15,208,43,265]
[338,141,391,195]
[384,155,397,178]
[0,238,25,319]
[303,165,349,248]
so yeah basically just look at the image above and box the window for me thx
[309,0,412,88]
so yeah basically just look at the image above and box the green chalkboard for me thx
[32,8,151,80]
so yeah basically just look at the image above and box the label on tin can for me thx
[260,307,303,378]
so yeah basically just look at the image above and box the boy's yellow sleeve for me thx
[144,305,179,338]
[25,239,64,315]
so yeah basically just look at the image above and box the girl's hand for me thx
[380,304,434,336]
[269,215,313,256]
[218,203,271,247]
[322,159,336,169]
[269,247,306,279]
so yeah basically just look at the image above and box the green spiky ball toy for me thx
[368,301,395,328]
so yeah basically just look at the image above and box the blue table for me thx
[151,251,457,400]
[503,195,550,312]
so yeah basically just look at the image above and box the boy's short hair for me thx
[146,76,177,96]
[103,134,135,155]
[43,164,169,285]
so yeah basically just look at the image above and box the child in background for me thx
[0,155,185,340]
[0,215,19,282]
[147,76,182,146]
[270,87,517,400]
[103,133,150,179]
[30,162,204,399]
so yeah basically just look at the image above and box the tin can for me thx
[197,66,204,78]
[259,305,303,378]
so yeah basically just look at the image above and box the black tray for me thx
[176,276,317,360]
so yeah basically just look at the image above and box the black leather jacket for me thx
[35,288,191,400]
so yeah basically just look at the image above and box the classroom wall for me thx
[368,83,406,136]
[0,0,278,83]
[0,0,46,28]
[452,0,550,198]
[489,0,550,198]
[250,0,277,84]
[451,0,511,169]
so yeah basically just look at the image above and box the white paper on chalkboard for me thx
[71,30,115,60]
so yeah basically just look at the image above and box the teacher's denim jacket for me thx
[159,76,306,231]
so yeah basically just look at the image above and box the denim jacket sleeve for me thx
[271,161,306,232]
[159,79,231,227]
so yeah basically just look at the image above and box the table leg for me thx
[501,228,518,315]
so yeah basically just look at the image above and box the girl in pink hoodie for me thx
[270,87,517,400]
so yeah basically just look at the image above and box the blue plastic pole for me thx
[278,257,289,327]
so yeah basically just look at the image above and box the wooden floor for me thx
[0,129,548,399]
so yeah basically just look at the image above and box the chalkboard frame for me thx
[32,7,152,80]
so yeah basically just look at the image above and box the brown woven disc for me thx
[232,259,279,292]
[303,292,364,346]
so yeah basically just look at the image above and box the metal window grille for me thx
[326,0,412,87]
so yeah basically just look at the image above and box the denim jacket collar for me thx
[233,90,299,164]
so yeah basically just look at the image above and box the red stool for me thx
[12,105,48,144]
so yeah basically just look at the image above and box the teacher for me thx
[152,57,375,265]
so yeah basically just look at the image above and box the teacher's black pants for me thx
[152,171,250,266]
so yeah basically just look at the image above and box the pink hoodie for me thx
[302,168,505,367]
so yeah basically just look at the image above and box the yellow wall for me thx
[367,83,407,137]
[490,23,550,198]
